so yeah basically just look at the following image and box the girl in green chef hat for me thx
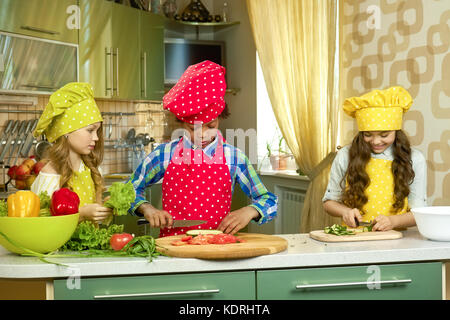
[31,82,112,223]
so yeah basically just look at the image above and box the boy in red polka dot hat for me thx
[128,60,277,237]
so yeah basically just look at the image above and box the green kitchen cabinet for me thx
[79,0,140,100]
[78,0,113,99]
[256,262,442,300]
[139,11,165,101]
[53,271,255,300]
[111,2,140,100]
[0,0,78,43]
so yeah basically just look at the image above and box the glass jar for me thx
[162,0,177,19]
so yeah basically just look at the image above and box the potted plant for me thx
[268,136,291,171]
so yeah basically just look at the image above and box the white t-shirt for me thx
[322,144,428,209]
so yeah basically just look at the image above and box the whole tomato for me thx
[110,233,134,251]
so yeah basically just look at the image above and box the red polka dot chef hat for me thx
[163,60,227,124]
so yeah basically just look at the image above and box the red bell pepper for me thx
[50,188,80,216]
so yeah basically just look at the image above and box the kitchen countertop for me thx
[258,169,309,181]
[1,228,449,279]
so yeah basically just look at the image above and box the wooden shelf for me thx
[164,18,240,38]
[174,21,240,28]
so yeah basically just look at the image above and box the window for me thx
[256,53,295,172]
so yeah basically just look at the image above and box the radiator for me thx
[275,187,305,234]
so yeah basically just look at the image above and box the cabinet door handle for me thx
[105,48,113,96]
[142,51,147,98]
[295,278,412,290]
[115,47,119,96]
[93,288,220,299]
[111,47,116,96]
[21,25,59,35]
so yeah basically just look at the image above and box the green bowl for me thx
[0,213,79,254]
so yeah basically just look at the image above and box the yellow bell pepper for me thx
[7,191,40,217]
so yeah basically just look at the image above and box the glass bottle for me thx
[162,0,177,19]
[222,1,231,22]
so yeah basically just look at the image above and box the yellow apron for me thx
[360,158,408,222]
[68,162,96,207]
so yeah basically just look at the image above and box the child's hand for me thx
[218,207,260,234]
[141,204,173,229]
[372,215,395,231]
[342,208,363,228]
[79,203,113,223]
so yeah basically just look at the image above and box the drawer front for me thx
[0,0,78,44]
[54,271,255,300]
[257,262,442,300]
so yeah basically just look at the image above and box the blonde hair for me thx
[43,124,105,203]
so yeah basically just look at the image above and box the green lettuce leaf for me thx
[0,200,7,217]
[62,221,124,251]
[104,181,136,217]
[38,191,52,217]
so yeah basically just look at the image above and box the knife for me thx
[0,120,20,164]
[355,219,373,227]
[137,218,207,228]
[20,119,39,158]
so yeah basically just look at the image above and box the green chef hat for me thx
[33,82,103,142]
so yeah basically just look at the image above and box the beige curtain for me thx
[247,0,341,232]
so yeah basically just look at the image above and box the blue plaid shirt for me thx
[128,135,278,225]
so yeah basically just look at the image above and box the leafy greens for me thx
[0,200,7,217]
[62,221,124,251]
[104,181,136,216]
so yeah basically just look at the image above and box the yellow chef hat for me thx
[33,82,103,142]
[343,86,413,131]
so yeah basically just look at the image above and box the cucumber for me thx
[186,229,223,236]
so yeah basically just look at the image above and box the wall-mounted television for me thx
[164,38,225,85]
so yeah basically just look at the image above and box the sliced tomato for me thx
[188,234,213,245]
[208,233,240,244]
[171,240,189,246]
[181,235,193,242]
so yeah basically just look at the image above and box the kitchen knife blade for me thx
[7,120,26,166]
[137,218,207,228]
[0,120,13,151]
[13,119,33,165]
[355,219,373,227]
[0,120,20,163]
[20,119,39,158]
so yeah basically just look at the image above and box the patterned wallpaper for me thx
[340,0,450,206]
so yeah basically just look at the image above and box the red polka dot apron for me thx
[161,133,232,237]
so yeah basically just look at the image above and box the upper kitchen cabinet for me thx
[0,0,78,44]
[79,0,113,99]
[79,0,140,100]
[79,0,161,101]
[139,11,164,101]
[110,2,141,100]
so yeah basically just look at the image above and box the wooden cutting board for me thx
[155,233,288,259]
[309,230,403,242]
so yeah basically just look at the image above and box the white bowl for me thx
[411,206,450,241]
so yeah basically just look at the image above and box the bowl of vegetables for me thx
[0,189,80,254]
[411,206,450,241]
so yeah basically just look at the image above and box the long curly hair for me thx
[43,124,105,203]
[341,130,415,213]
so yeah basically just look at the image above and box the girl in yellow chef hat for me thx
[30,82,112,223]
[323,86,427,231]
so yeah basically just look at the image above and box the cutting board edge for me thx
[155,233,288,259]
[309,230,403,242]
